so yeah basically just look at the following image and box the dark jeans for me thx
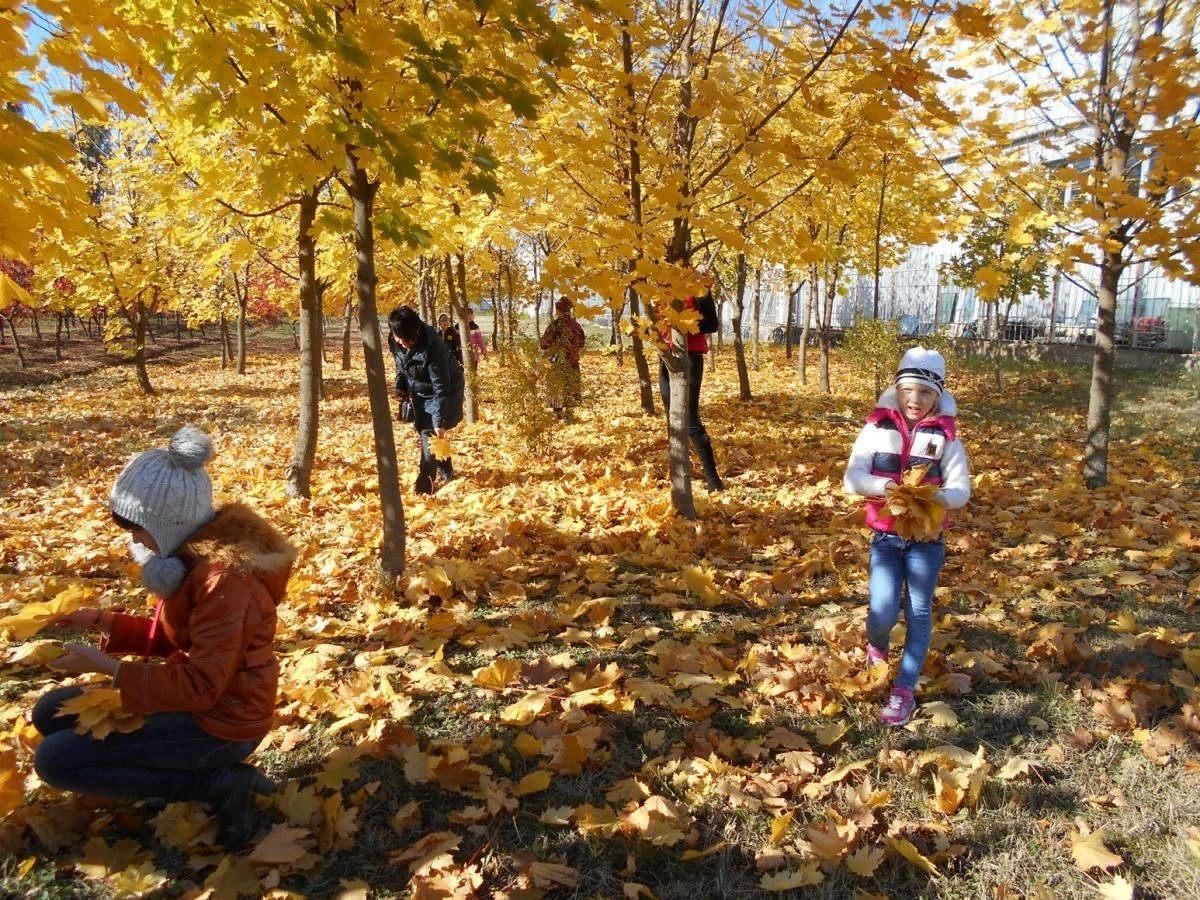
[416,427,454,491]
[658,352,711,448]
[32,686,258,802]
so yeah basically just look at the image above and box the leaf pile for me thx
[885,463,946,542]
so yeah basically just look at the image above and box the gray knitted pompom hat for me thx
[110,426,215,556]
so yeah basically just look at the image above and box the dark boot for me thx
[415,455,437,495]
[695,436,724,491]
[209,764,275,852]
[437,458,455,484]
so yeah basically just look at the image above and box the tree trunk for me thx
[286,187,323,500]
[627,285,656,415]
[751,261,762,370]
[784,279,795,360]
[346,145,406,575]
[819,331,831,393]
[662,349,697,519]
[175,311,182,341]
[132,300,154,395]
[445,252,478,424]
[1085,252,1121,489]
[800,268,815,384]
[219,311,230,369]
[872,156,890,319]
[2,316,25,368]
[341,296,353,370]
[732,251,751,401]
[54,312,63,360]
[233,267,249,375]
[31,309,41,341]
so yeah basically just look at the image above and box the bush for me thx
[491,339,579,456]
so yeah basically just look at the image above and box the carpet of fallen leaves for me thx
[2,345,1199,900]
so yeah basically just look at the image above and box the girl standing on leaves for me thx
[843,347,971,726]
[658,269,723,491]
[33,426,295,850]
[389,306,465,495]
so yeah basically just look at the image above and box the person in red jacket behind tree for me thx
[32,426,295,850]
[658,268,723,490]
[540,296,587,418]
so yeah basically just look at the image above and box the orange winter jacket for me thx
[102,503,295,741]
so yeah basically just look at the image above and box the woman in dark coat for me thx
[388,307,466,494]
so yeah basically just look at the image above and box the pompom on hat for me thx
[894,346,946,396]
[110,426,216,557]
[555,297,573,315]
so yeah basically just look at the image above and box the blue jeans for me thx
[867,532,946,690]
[32,686,259,802]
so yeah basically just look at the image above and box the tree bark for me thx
[872,155,890,319]
[751,261,762,370]
[2,316,25,368]
[1085,252,1121,488]
[54,312,63,360]
[663,348,697,520]
[446,252,478,425]
[346,145,405,575]
[800,267,815,385]
[784,278,795,360]
[219,311,230,369]
[341,296,353,370]
[233,266,249,375]
[132,299,154,395]
[732,251,752,401]
[286,187,323,500]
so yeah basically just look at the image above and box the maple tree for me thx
[939,0,1200,488]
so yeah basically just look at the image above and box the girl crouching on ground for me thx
[33,426,295,849]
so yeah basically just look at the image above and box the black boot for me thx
[437,458,455,484]
[210,764,275,852]
[415,455,437,495]
[695,436,724,491]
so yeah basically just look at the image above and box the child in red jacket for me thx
[35,426,294,849]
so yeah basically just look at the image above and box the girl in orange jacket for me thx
[34,427,294,850]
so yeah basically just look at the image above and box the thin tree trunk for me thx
[732,251,751,401]
[445,253,478,425]
[219,311,230,369]
[233,266,249,375]
[784,278,795,360]
[800,268,815,384]
[872,156,890,319]
[346,145,405,575]
[751,261,762,370]
[286,187,323,500]
[663,348,697,519]
[1086,254,1122,488]
[31,309,41,341]
[341,296,353,370]
[54,312,63,360]
[132,299,154,395]
[819,332,831,393]
[2,316,25,368]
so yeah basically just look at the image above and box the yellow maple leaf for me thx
[473,658,523,690]
[429,436,453,461]
[0,584,97,640]
[499,691,553,727]
[760,864,824,891]
[0,751,25,819]
[513,769,552,796]
[888,837,940,877]
[845,844,886,877]
[55,687,145,740]
[1070,829,1124,871]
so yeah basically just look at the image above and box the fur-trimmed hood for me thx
[183,502,296,603]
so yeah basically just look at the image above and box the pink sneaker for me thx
[880,687,915,727]
[866,644,888,668]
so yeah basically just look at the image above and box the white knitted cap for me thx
[110,426,215,556]
[895,346,946,395]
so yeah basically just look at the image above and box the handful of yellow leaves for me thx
[885,464,946,542]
